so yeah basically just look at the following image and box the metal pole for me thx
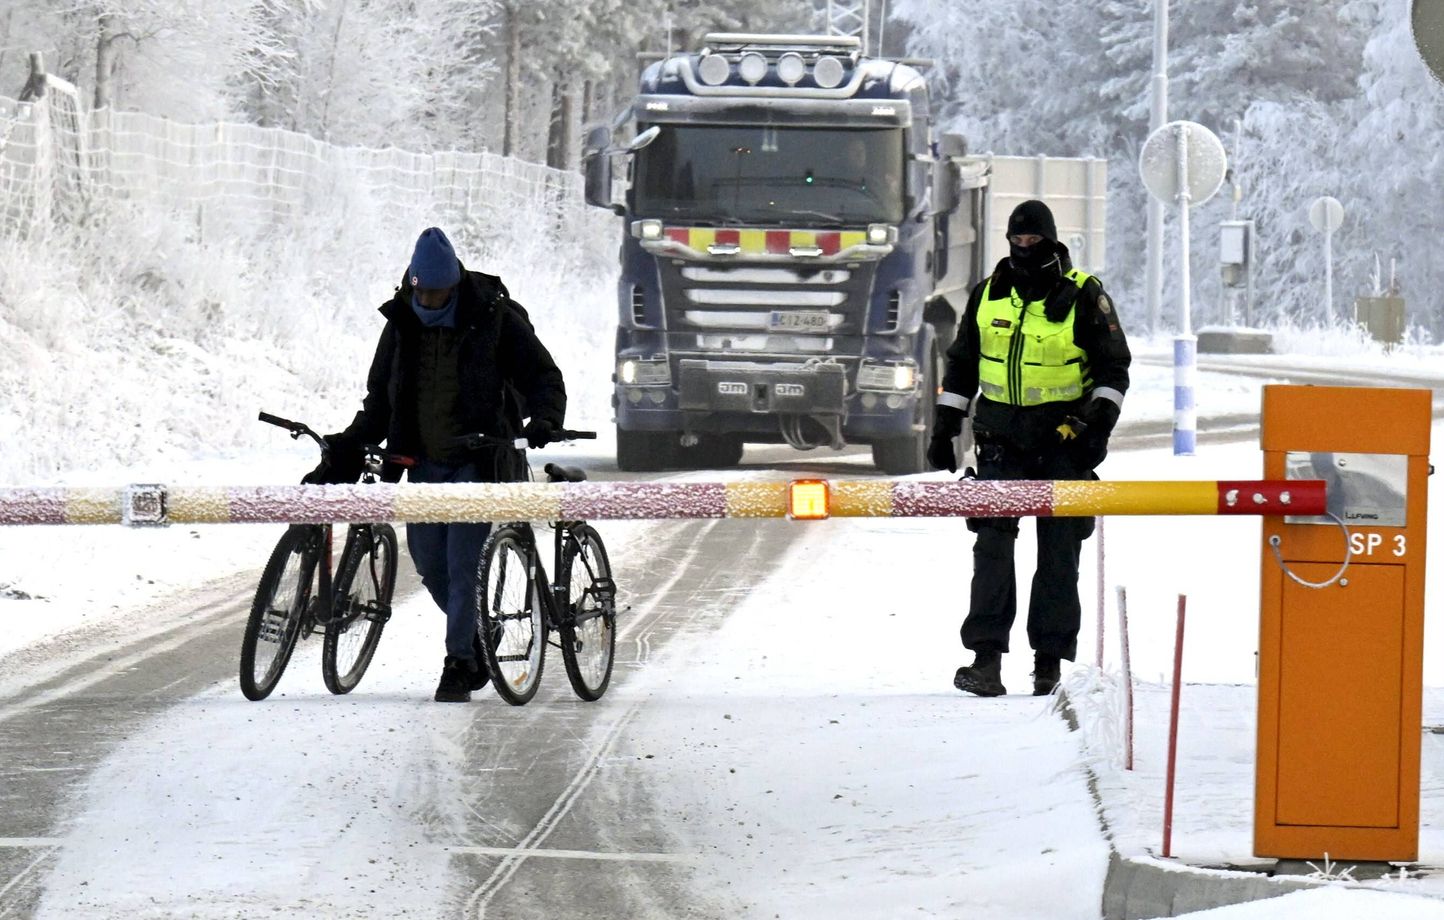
[1117,585,1134,771]
[1325,225,1335,324]
[1146,0,1169,333]
[1245,218,1255,327]
[1095,517,1106,669]
[1162,594,1187,858]
[1173,124,1196,456]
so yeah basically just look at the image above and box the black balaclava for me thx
[1006,200,1062,299]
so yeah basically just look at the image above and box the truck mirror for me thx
[628,125,661,151]
[933,162,960,214]
[583,151,613,210]
[939,133,968,158]
[583,125,611,156]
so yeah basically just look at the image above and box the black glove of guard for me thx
[301,432,363,485]
[1070,398,1120,471]
[522,418,556,450]
[927,405,967,473]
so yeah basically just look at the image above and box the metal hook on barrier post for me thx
[1266,512,1353,589]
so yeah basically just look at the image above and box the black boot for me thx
[434,656,479,703]
[1032,652,1061,697]
[954,650,1006,697]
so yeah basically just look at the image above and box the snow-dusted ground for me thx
[7,340,1444,916]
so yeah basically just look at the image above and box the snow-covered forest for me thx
[1,0,1442,480]
[896,0,1444,332]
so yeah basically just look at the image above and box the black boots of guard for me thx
[954,650,1063,698]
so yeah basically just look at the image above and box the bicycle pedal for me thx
[259,611,289,643]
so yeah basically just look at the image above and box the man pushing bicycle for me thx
[307,227,567,702]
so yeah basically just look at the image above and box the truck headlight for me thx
[631,219,664,241]
[619,357,671,387]
[866,224,895,246]
[856,360,917,393]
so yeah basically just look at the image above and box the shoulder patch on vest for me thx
[1097,293,1113,316]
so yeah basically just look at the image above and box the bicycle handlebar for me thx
[258,411,327,453]
[451,429,597,451]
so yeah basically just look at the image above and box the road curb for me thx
[1100,850,1317,919]
[1053,689,1320,919]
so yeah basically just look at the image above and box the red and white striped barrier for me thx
[0,478,1327,526]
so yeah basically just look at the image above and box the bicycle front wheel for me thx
[240,526,319,701]
[559,524,617,701]
[323,524,398,694]
[477,525,545,705]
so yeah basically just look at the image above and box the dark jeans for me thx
[406,459,493,662]
[962,439,1096,662]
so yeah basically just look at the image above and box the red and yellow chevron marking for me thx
[0,480,1325,526]
[662,226,869,256]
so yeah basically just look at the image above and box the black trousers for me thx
[962,438,1095,662]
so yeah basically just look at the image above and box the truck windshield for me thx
[633,125,904,225]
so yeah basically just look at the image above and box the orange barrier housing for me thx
[1256,385,1432,861]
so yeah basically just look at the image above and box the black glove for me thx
[522,418,556,450]
[1080,398,1120,439]
[927,405,966,473]
[1069,399,1120,471]
[301,432,363,484]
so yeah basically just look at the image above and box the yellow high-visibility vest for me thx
[976,269,1093,406]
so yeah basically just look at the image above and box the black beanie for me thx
[1006,200,1057,242]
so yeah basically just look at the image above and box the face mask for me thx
[1009,239,1057,275]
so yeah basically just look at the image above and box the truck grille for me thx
[660,261,876,342]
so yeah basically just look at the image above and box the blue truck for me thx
[583,33,1105,473]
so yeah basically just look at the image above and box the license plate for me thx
[768,311,831,332]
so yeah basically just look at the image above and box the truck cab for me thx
[585,34,1072,473]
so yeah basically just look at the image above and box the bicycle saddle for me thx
[543,462,588,483]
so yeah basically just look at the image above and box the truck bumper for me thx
[616,358,922,444]
[677,359,846,416]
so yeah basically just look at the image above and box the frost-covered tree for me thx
[893,0,1443,330]
[0,0,284,121]
[238,0,501,148]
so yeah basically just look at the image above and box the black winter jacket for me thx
[337,263,566,481]
[940,248,1131,450]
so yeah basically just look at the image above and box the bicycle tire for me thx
[322,524,398,695]
[559,524,617,701]
[239,525,319,701]
[476,525,545,706]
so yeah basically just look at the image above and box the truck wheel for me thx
[616,426,675,472]
[871,345,937,476]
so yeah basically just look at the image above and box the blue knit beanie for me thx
[408,227,461,289]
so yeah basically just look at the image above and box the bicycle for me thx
[238,412,406,701]
[457,431,619,706]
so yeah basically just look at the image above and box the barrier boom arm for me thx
[0,479,1326,526]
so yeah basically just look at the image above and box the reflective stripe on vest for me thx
[976,269,1092,407]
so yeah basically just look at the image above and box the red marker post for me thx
[1162,594,1187,858]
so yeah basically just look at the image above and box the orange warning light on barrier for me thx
[788,480,830,520]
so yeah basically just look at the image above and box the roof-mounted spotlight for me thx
[776,52,806,85]
[813,55,845,89]
[738,52,768,84]
[697,53,730,86]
